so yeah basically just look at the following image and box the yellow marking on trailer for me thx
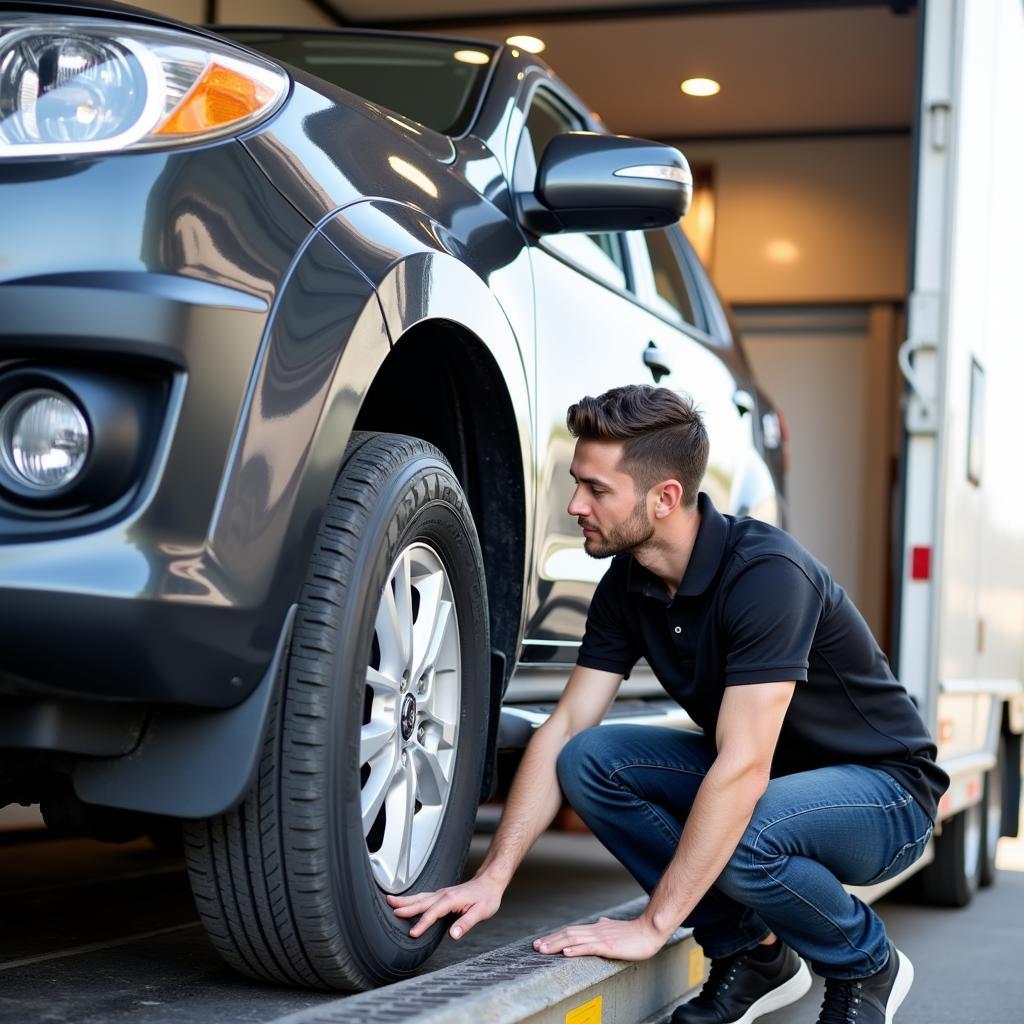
[689,945,706,987]
[566,994,602,1024]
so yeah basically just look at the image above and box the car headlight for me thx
[0,389,91,491]
[0,15,288,157]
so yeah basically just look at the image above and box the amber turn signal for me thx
[156,63,275,136]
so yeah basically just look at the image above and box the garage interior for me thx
[137,0,920,649]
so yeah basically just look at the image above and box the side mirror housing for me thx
[519,131,692,235]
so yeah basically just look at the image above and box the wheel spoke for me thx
[419,700,458,750]
[409,569,448,684]
[392,548,415,677]
[366,665,400,695]
[361,752,399,837]
[360,719,396,764]
[412,745,450,807]
[381,759,417,888]
[374,584,406,680]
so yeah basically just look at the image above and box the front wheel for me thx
[184,433,491,989]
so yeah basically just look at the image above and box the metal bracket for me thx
[899,291,941,436]
[899,337,939,435]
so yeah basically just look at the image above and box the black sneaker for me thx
[817,943,914,1024]
[671,942,811,1024]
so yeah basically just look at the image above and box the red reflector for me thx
[910,546,931,580]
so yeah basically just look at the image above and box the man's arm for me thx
[535,680,794,960]
[388,664,623,939]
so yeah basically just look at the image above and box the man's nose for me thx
[567,488,588,518]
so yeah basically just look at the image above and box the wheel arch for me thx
[354,318,527,703]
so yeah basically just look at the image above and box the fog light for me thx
[0,389,90,491]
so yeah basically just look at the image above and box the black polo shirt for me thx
[577,492,949,820]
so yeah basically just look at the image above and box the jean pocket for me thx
[860,825,933,886]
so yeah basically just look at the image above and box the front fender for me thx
[320,198,535,551]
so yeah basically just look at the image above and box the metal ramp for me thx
[262,897,705,1024]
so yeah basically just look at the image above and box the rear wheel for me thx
[184,432,490,989]
[980,737,1006,887]
[919,801,983,908]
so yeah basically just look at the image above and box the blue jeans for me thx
[556,724,933,979]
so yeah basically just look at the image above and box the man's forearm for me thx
[644,762,768,937]
[475,720,569,886]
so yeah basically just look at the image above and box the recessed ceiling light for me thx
[506,35,545,54]
[454,49,491,65]
[681,77,720,97]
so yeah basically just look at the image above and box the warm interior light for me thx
[453,49,490,65]
[681,77,720,97]
[156,63,273,135]
[506,35,545,54]
[764,239,801,264]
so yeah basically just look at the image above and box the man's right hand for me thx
[386,874,505,940]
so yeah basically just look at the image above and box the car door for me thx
[625,225,755,517]
[517,86,674,658]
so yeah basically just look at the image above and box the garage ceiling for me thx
[309,1,918,139]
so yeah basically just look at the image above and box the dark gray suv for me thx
[0,1,784,989]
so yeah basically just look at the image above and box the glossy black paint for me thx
[523,131,691,234]
[0,2,780,816]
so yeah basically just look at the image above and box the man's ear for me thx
[652,479,684,518]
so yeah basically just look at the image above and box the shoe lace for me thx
[819,977,863,1024]
[691,953,745,1008]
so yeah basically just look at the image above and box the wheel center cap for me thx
[400,693,417,741]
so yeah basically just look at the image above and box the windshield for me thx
[220,30,496,136]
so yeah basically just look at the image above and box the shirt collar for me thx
[626,492,729,601]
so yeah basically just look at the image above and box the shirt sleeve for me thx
[722,556,823,686]
[576,562,641,680]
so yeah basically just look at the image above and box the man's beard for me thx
[581,497,654,559]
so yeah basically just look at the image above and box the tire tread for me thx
[184,432,483,990]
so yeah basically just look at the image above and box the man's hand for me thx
[386,875,504,940]
[532,913,671,961]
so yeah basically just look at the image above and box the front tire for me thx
[184,432,490,989]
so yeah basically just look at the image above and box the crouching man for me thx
[390,385,947,1024]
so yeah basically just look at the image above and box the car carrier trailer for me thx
[882,0,1024,908]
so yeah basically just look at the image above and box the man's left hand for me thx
[533,914,671,961]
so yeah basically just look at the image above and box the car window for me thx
[633,227,697,326]
[519,90,629,291]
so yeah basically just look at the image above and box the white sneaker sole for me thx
[729,959,812,1024]
[885,949,914,1024]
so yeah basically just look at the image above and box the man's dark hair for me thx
[566,385,709,506]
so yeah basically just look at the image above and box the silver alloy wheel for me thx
[361,542,461,892]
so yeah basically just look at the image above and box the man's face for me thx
[568,440,654,559]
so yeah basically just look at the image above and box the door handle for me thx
[733,388,754,415]
[643,342,671,383]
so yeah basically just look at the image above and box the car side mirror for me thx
[518,131,692,235]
